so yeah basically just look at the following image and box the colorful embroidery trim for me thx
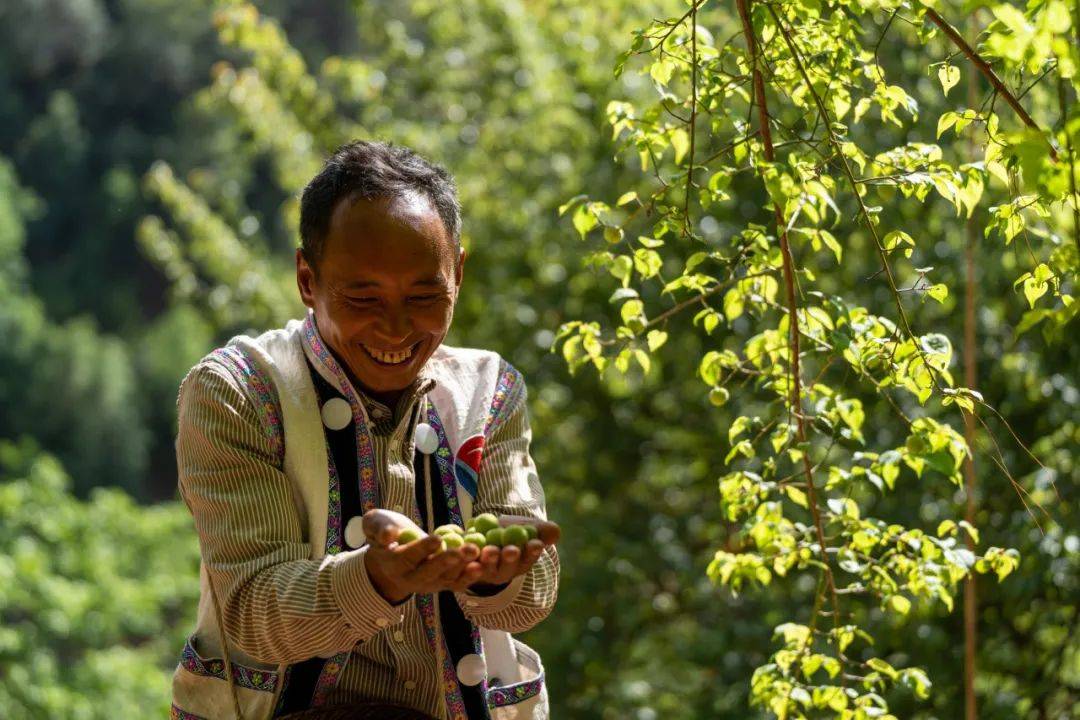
[309,652,349,708]
[210,347,284,465]
[179,635,280,693]
[486,674,545,708]
[170,703,209,720]
[324,436,343,555]
[484,361,525,438]
[302,313,380,514]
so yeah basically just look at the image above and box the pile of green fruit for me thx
[397,513,539,551]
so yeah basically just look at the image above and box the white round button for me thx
[456,653,487,686]
[321,398,352,430]
[414,423,439,454]
[403,680,416,690]
[375,617,389,628]
[344,516,365,549]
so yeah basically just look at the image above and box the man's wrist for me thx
[364,549,411,604]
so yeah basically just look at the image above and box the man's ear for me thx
[454,246,466,289]
[296,247,317,309]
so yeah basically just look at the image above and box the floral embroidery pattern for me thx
[426,406,462,523]
[324,438,343,555]
[483,361,524,438]
[180,635,280,692]
[210,347,284,464]
[310,654,347,707]
[486,675,545,708]
[170,704,209,720]
[302,313,380,513]
[416,592,468,720]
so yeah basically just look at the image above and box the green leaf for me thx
[616,191,639,206]
[646,330,668,352]
[937,111,958,138]
[558,194,587,216]
[937,64,960,96]
[783,485,808,508]
[609,255,633,287]
[927,284,948,303]
[649,59,675,85]
[887,594,911,616]
[573,204,597,239]
[671,128,690,165]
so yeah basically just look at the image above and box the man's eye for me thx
[347,297,378,305]
[410,295,442,303]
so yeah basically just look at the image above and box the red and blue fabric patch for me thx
[454,434,485,498]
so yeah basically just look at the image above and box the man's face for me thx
[296,192,463,397]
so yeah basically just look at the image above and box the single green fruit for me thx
[397,528,423,544]
[484,528,505,547]
[709,387,730,407]
[472,513,500,534]
[463,532,488,547]
[443,533,465,550]
[503,525,529,548]
[524,525,539,541]
[434,524,465,537]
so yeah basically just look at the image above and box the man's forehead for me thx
[340,274,448,289]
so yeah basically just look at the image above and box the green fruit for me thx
[443,533,465,550]
[524,525,539,541]
[709,387,730,407]
[503,525,529,548]
[434,524,465,537]
[484,528,505,547]
[472,513,500,534]
[397,528,423,544]
[464,532,488,547]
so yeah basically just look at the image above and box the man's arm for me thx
[176,361,406,665]
[453,374,560,633]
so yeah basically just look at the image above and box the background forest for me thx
[0,0,1075,718]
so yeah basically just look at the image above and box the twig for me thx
[922,7,1058,161]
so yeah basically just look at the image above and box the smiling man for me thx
[170,141,560,720]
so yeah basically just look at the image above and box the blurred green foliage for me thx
[0,0,1075,718]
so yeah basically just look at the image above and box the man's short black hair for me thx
[299,140,461,270]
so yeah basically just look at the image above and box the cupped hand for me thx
[361,509,484,604]
[465,514,561,590]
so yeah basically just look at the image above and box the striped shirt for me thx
[175,331,559,719]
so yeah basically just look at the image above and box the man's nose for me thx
[375,307,413,344]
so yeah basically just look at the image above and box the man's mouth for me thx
[361,341,421,366]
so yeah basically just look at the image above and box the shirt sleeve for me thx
[176,360,405,665]
[453,373,560,632]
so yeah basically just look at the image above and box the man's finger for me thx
[395,534,444,566]
[495,515,561,546]
[405,551,463,585]
[362,510,398,546]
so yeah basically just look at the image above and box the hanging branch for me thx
[735,0,843,642]
[923,7,1059,161]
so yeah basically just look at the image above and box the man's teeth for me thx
[364,344,414,364]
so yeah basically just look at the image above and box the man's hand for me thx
[465,514,561,592]
[362,509,484,604]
